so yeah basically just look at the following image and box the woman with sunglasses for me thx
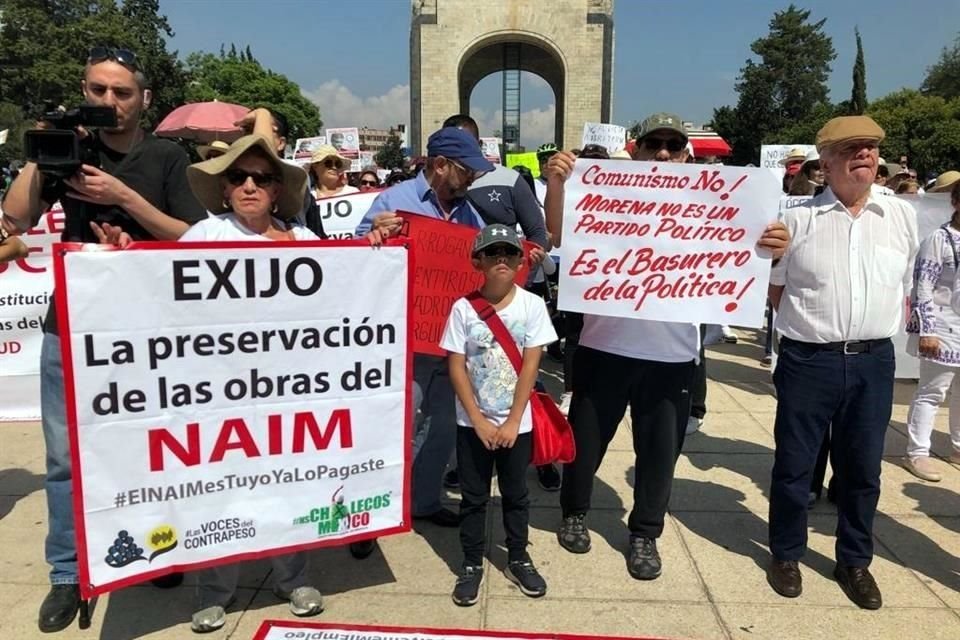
[181,134,323,631]
[307,144,358,199]
[358,170,381,192]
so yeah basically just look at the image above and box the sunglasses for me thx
[642,137,686,153]
[479,246,522,259]
[447,158,482,181]
[88,47,139,70]
[224,169,279,188]
[322,158,346,171]
[360,179,379,186]
[580,144,609,159]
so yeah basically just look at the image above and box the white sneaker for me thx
[558,392,572,416]
[274,585,324,617]
[902,456,942,482]
[191,605,226,633]
[721,326,738,344]
[686,416,703,435]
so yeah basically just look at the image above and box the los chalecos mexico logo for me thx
[292,485,391,536]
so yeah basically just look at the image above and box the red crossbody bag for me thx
[465,291,576,465]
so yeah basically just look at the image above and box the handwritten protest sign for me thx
[398,213,531,356]
[582,122,626,154]
[316,190,381,239]
[292,136,326,161]
[760,144,815,181]
[0,205,63,420]
[325,127,360,159]
[481,137,502,164]
[55,241,412,596]
[558,160,781,326]
[254,621,654,640]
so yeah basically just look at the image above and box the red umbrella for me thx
[154,100,250,143]
[687,130,732,157]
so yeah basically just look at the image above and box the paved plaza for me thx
[2,329,958,639]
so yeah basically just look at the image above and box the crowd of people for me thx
[1,46,959,635]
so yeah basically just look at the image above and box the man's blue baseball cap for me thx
[426,127,495,174]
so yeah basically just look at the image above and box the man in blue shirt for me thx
[355,127,491,240]
[348,127,493,560]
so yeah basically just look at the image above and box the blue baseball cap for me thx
[426,127,495,174]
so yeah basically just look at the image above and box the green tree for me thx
[867,89,960,177]
[710,5,836,165]
[375,133,405,169]
[922,33,960,100]
[850,28,867,115]
[183,51,322,141]
[0,101,32,164]
[0,0,186,127]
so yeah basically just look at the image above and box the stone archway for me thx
[410,0,614,153]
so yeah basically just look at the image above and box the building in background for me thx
[359,125,407,154]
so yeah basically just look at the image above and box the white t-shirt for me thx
[440,287,558,432]
[180,213,319,241]
[314,185,359,199]
[579,316,700,363]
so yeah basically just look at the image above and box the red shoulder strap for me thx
[465,290,523,374]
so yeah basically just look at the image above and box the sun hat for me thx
[308,144,352,171]
[800,149,820,169]
[929,170,960,193]
[815,116,885,152]
[779,147,808,166]
[186,134,307,219]
[197,140,229,161]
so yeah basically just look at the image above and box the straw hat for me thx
[197,140,229,160]
[779,147,807,166]
[186,134,307,218]
[928,170,960,193]
[308,144,352,171]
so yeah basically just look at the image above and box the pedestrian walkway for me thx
[1,329,958,639]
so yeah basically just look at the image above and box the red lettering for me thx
[148,423,201,471]
[292,409,353,453]
[209,418,261,462]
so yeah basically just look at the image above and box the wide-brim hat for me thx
[779,147,808,166]
[800,149,820,169]
[929,170,960,193]
[186,134,307,219]
[197,140,230,161]
[308,144,352,170]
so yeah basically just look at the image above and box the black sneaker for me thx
[451,565,484,606]
[504,559,547,598]
[536,464,561,491]
[627,536,662,580]
[443,469,460,489]
[557,514,591,553]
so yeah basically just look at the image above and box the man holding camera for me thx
[0,47,204,633]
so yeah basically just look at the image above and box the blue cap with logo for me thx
[427,127,495,174]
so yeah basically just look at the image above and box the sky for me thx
[158,0,959,147]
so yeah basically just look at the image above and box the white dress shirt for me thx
[771,187,919,343]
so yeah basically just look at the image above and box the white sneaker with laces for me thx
[274,585,324,617]
[558,392,572,416]
[686,416,703,435]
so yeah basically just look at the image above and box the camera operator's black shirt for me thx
[40,131,206,334]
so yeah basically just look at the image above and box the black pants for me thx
[563,312,583,393]
[690,325,708,420]
[769,338,894,566]
[458,428,532,566]
[560,346,695,539]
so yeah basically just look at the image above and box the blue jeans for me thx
[411,355,457,516]
[769,338,894,567]
[41,332,77,584]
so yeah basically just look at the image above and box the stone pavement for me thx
[1,328,958,639]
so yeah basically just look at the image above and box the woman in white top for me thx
[904,178,960,481]
[306,144,358,200]
[181,134,323,632]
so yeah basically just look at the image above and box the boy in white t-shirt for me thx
[440,224,557,606]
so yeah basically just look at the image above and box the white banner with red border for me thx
[315,190,381,239]
[54,240,412,597]
[558,160,781,327]
[253,621,665,640]
[0,205,64,421]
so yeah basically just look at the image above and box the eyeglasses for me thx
[360,179,379,187]
[447,158,481,182]
[224,169,279,188]
[321,158,346,171]
[88,47,139,70]
[642,137,686,153]
[479,246,522,259]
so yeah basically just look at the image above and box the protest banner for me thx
[557,160,781,327]
[582,122,626,154]
[760,144,815,181]
[325,127,360,159]
[0,205,64,420]
[480,137,502,164]
[315,190,381,239]
[254,621,662,640]
[55,240,412,597]
[507,151,540,177]
[398,213,531,356]
[292,136,327,161]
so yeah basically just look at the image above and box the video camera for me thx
[23,105,118,177]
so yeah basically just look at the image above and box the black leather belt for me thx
[781,337,891,355]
